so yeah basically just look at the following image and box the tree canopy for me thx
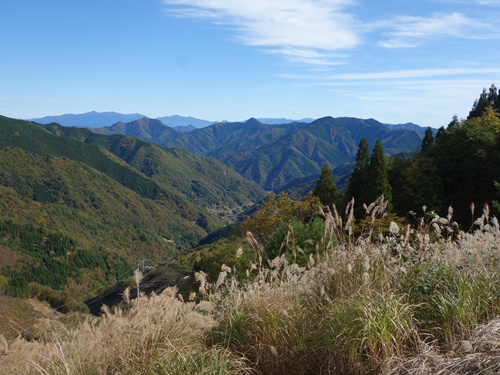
[313,164,342,209]
[346,138,392,217]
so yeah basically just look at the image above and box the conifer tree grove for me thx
[346,137,370,215]
[366,140,392,210]
[468,84,499,119]
[421,127,434,153]
[313,164,342,208]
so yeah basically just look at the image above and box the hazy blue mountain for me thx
[380,121,433,133]
[31,111,145,128]
[256,117,315,124]
[156,115,215,128]
[173,125,196,133]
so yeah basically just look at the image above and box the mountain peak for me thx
[244,117,262,126]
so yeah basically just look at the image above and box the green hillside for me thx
[92,117,180,143]
[43,122,266,218]
[0,116,264,305]
[172,117,422,191]
[93,116,422,192]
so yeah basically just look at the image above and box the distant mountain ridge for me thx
[381,121,434,133]
[257,117,315,125]
[31,112,219,129]
[31,111,146,128]
[31,111,432,133]
[91,115,423,191]
[156,115,215,129]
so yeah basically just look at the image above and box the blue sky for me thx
[2,0,500,127]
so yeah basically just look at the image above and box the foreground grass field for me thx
[1,198,499,374]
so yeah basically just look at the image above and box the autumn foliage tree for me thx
[241,192,321,243]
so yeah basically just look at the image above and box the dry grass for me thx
[0,288,250,375]
[1,198,499,374]
[391,318,500,374]
[0,296,61,340]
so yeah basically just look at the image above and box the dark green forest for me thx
[388,86,500,225]
[324,85,500,225]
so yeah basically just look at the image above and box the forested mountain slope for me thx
[0,116,265,302]
[95,116,423,191]
[92,117,181,144]
[44,122,266,214]
[165,117,423,190]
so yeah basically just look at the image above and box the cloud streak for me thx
[328,67,500,80]
[163,0,359,64]
[378,12,485,48]
[163,1,498,63]
[477,0,500,5]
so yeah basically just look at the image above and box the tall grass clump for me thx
[1,287,250,375]
[319,292,418,374]
[207,235,316,375]
[394,204,500,347]
[302,196,420,373]
[2,198,500,374]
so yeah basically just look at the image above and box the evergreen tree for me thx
[421,127,434,153]
[469,88,490,119]
[488,84,498,106]
[313,164,341,208]
[346,137,370,216]
[366,140,392,209]
[346,138,370,200]
[417,108,500,223]
[468,84,499,119]
[435,126,446,141]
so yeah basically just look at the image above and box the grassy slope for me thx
[1,203,499,375]
[0,295,61,340]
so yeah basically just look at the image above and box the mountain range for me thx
[0,110,427,305]
[30,111,430,133]
[92,116,424,191]
[0,115,266,300]
[30,111,315,129]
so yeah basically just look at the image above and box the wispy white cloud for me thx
[162,0,498,68]
[328,67,500,80]
[266,47,349,66]
[477,0,500,5]
[378,12,486,48]
[163,0,359,64]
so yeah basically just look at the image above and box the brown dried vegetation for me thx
[1,198,500,374]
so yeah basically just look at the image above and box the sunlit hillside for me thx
[1,198,499,375]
